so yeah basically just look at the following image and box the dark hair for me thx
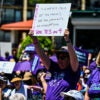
[23,79,32,85]
[0,76,8,83]
[64,96,76,100]
[35,68,47,81]
[5,52,9,57]
[13,74,22,79]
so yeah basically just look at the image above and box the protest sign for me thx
[32,3,71,36]
[0,61,15,74]
[75,47,89,67]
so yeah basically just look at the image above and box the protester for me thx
[19,52,30,61]
[4,50,17,62]
[24,44,43,75]
[77,79,83,91]
[12,49,18,62]
[10,75,33,100]
[9,93,26,100]
[23,71,37,85]
[88,49,100,72]
[0,75,12,99]
[83,68,91,84]
[28,29,80,100]
[84,51,100,100]
[5,51,13,61]
[79,68,91,95]
[89,61,97,72]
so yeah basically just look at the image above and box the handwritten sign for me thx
[0,61,15,74]
[32,3,71,36]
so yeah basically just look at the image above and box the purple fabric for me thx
[89,61,96,71]
[50,54,58,62]
[0,56,6,61]
[87,68,100,98]
[7,56,13,61]
[13,61,31,71]
[24,44,36,53]
[30,55,45,75]
[46,79,69,100]
[87,68,100,87]
[14,54,45,73]
[32,61,45,75]
[49,60,80,90]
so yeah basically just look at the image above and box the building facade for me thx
[0,0,34,48]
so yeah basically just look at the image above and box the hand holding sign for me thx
[32,3,71,36]
[64,29,70,41]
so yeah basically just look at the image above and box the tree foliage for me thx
[17,35,52,59]
[17,36,33,59]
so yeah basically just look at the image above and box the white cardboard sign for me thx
[32,3,71,36]
[0,61,15,74]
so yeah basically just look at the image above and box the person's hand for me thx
[39,72,46,82]
[28,29,38,44]
[28,29,34,38]
[37,72,46,81]
[28,85,43,92]
[64,29,70,41]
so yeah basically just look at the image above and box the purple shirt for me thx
[89,61,97,72]
[49,60,80,89]
[45,60,80,100]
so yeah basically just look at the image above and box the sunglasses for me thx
[58,56,68,60]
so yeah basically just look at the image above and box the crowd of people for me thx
[0,29,100,100]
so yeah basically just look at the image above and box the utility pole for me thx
[23,0,27,21]
[81,0,86,10]
[22,0,27,39]
[0,0,4,25]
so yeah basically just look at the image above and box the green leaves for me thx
[17,36,33,59]
[38,36,52,49]
[17,35,52,59]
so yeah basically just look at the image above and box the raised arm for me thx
[28,30,51,70]
[84,86,90,100]
[39,72,48,94]
[64,29,79,72]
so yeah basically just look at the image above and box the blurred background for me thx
[0,0,100,57]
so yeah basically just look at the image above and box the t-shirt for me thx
[87,68,100,99]
[11,84,32,99]
[45,60,80,100]
[3,88,12,97]
[48,60,80,90]
[89,61,97,72]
